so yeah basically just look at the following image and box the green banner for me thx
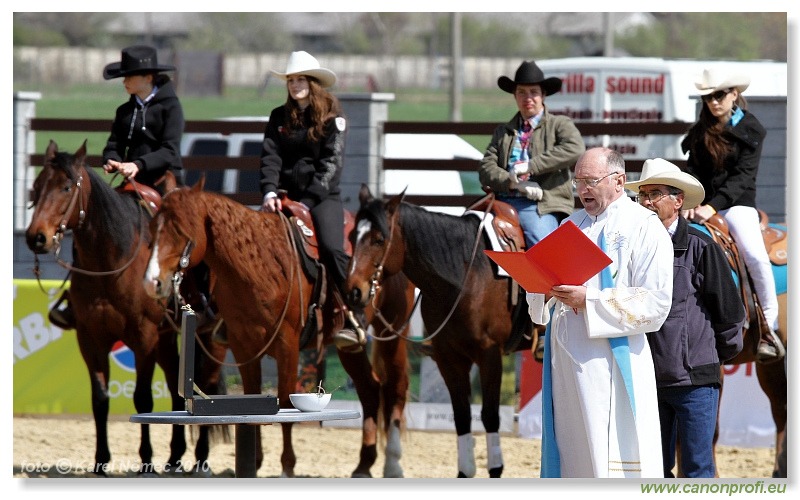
[13,279,171,415]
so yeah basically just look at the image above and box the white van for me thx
[537,57,787,159]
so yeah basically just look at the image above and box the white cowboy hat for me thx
[694,68,750,95]
[625,158,706,209]
[271,51,337,88]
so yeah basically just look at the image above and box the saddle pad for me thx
[463,210,510,278]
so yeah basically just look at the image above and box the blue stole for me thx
[539,231,636,478]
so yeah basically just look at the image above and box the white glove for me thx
[516,181,543,201]
[513,161,529,176]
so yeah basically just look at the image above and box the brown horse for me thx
[142,178,416,478]
[25,140,226,476]
[694,218,788,477]
[345,185,537,478]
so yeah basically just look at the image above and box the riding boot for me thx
[333,309,368,353]
[756,328,785,364]
[48,289,76,330]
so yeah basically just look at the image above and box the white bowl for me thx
[289,393,332,412]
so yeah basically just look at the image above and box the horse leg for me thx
[237,358,265,473]
[84,356,112,475]
[155,330,190,475]
[436,349,476,478]
[756,360,787,476]
[271,344,298,477]
[131,352,159,475]
[338,349,381,478]
[477,346,504,478]
[378,337,408,479]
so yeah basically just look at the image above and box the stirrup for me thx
[333,310,367,353]
[48,290,75,330]
[756,329,785,364]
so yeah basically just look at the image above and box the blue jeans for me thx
[500,197,561,248]
[658,385,720,478]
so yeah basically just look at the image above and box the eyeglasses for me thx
[701,89,732,103]
[635,190,672,204]
[572,171,620,188]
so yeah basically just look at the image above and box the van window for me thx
[185,139,228,191]
[237,141,263,193]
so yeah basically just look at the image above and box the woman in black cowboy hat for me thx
[478,59,585,360]
[101,45,184,191]
[49,45,185,331]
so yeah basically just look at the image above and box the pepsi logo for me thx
[110,341,136,373]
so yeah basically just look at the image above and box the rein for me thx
[368,193,496,344]
[167,210,301,369]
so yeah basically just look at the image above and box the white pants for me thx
[720,205,779,330]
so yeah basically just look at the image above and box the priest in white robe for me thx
[527,148,673,478]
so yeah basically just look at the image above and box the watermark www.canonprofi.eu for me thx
[641,481,786,495]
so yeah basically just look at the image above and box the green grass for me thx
[21,83,513,154]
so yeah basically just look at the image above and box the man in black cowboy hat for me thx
[478,60,585,360]
[48,45,186,331]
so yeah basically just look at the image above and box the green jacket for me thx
[478,109,585,216]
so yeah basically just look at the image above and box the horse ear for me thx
[386,190,405,215]
[74,140,88,166]
[162,171,178,193]
[358,183,374,206]
[45,140,58,161]
[191,173,206,192]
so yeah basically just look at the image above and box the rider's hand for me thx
[261,192,281,213]
[516,181,543,201]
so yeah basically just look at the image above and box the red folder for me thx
[484,220,612,294]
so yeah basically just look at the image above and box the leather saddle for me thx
[468,194,526,254]
[759,210,787,266]
[279,195,355,262]
[115,180,162,214]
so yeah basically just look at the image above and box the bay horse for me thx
[345,185,538,478]
[142,177,416,478]
[694,216,788,477]
[25,140,225,476]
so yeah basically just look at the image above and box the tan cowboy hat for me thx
[103,45,175,80]
[694,68,750,95]
[624,158,705,209]
[497,60,562,95]
[271,51,337,88]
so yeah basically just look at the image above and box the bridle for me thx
[156,210,301,369]
[363,193,496,344]
[32,168,148,288]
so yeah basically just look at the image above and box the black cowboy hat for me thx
[103,45,176,80]
[498,60,562,95]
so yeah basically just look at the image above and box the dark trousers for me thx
[658,384,720,478]
[310,197,350,295]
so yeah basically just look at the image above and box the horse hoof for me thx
[488,466,503,478]
[351,472,372,478]
[457,471,469,478]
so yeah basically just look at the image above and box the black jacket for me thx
[681,111,766,212]
[647,217,744,388]
[103,77,185,189]
[259,105,346,210]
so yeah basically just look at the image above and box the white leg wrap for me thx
[486,432,503,471]
[383,424,404,478]
[457,433,476,478]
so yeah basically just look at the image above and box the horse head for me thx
[143,179,208,300]
[26,140,90,254]
[345,184,406,309]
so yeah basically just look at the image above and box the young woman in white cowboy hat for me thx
[258,51,366,352]
[680,68,784,364]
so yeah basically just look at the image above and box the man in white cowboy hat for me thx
[479,59,585,360]
[626,158,744,478]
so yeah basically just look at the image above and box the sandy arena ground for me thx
[13,413,776,480]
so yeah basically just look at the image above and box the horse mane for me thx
[63,157,144,253]
[359,199,489,289]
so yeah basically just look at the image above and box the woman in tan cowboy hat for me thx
[680,68,784,364]
[626,158,744,478]
[48,45,185,331]
[258,51,366,352]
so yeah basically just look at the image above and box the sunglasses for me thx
[702,89,732,103]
